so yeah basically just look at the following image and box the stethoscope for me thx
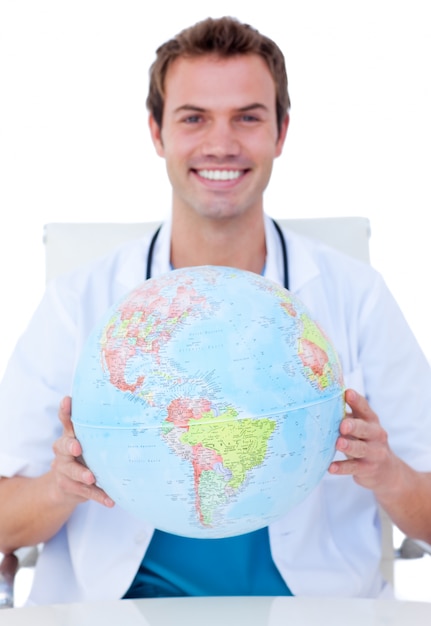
[145,218,289,291]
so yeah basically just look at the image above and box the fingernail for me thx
[83,469,93,483]
[343,419,352,433]
[328,463,338,474]
[347,389,357,401]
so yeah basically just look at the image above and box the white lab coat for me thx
[0,215,430,604]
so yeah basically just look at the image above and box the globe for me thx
[72,265,345,538]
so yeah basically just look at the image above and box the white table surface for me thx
[2,596,431,625]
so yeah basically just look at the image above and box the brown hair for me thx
[146,16,291,135]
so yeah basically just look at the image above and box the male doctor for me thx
[0,16,431,603]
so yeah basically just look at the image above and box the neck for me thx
[170,212,266,274]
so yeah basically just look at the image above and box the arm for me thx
[329,388,431,545]
[0,397,114,555]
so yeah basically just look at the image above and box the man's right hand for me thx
[51,396,115,508]
[0,396,115,554]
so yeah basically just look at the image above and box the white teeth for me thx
[198,170,242,181]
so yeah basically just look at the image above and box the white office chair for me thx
[2,215,425,607]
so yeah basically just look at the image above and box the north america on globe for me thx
[72,265,345,538]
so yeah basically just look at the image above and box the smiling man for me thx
[0,16,431,605]
[148,46,289,273]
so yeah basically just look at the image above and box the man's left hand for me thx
[328,388,398,493]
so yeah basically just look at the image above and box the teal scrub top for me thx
[123,527,292,598]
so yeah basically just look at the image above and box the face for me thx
[149,54,289,222]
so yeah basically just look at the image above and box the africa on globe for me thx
[72,265,345,538]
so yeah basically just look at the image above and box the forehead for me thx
[163,53,277,112]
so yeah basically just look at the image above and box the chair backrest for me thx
[43,217,370,282]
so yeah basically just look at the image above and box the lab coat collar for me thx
[264,214,320,293]
[116,214,321,295]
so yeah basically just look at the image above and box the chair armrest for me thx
[0,553,18,609]
[398,537,431,559]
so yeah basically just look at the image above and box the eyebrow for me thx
[238,103,269,113]
[173,105,206,114]
[173,103,269,114]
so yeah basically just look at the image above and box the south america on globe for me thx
[72,265,345,538]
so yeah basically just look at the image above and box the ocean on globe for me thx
[72,265,345,538]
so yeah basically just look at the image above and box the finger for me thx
[328,458,360,476]
[83,484,115,508]
[51,452,115,507]
[55,472,115,507]
[339,416,379,441]
[345,389,378,423]
[342,392,388,449]
[81,483,115,508]
[53,433,83,459]
[51,454,95,485]
[58,396,75,436]
[57,396,83,457]
[335,434,368,458]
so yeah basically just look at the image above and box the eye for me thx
[241,114,259,122]
[183,114,203,124]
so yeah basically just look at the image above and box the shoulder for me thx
[49,232,155,298]
[40,236,153,341]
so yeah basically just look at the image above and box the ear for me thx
[275,114,289,158]
[148,114,165,157]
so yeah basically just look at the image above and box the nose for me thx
[201,119,240,159]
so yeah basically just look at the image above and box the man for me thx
[0,16,430,604]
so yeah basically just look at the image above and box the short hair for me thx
[147,16,291,136]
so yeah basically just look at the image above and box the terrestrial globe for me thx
[72,265,345,538]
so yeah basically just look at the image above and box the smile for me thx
[197,170,243,181]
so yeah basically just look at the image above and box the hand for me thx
[50,396,115,508]
[328,389,398,493]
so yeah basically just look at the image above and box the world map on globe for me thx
[72,265,345,538]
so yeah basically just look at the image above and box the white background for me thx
[0,1,430,380]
